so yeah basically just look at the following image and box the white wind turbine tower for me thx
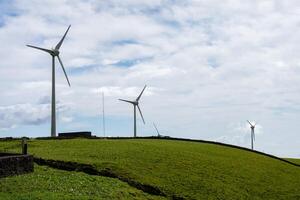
[119,85,147,137]
[247,120,256,150]
[27,25,71,137]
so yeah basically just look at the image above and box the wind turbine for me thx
[119,85,146,137]
[153,123,161,137]
[27,25,71,137]
[247,120,256,150]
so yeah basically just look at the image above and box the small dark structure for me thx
[58,131,92,138]
[0,153,34,178]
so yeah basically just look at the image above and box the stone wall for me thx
[0,153,34,178]
[58,131,92,138]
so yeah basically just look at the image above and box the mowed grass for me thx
[0,164,164,200]
[1,138,300,199]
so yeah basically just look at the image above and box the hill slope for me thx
[0,165,164,200]
[1,138,300,199]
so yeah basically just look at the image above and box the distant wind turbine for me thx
[119,85,147,137]
[247,120,256,150]
[153,123,161,137]
[27,25,71,137]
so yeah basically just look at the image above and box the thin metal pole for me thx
[51,55,56,137]
[102,92,106,137]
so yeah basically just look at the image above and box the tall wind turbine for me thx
[27,25,71,137]
[153,123,161,137]
[247,120,256,150]
[119,85,146,137]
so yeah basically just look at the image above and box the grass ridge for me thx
[35,136,300,167]
[2,136,299,167]
[135,137,300,167]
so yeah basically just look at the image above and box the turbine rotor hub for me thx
[51,49,60,56]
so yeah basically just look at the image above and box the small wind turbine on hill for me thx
[119,85,146,137]
[153,123,161,137]
[27,25,71,137]
[247,120,256,150]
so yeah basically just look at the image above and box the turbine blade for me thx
[253,132,255,141]
[247,120,253,126]
[137,105,145,124]
[57,56,71,87]
[153,123,160,135]
[119,99,134,104]
[136,85,147,101]
[26,45,52,54]
[55,25,71,50]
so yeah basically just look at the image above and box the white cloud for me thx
[60,116,73,123]
[0,103,50,130]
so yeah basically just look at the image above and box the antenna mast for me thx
[102,91,106,137]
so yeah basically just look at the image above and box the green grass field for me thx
[0,164,164,200]
[1,138,300,199]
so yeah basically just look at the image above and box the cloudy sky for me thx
[0,0,299,158]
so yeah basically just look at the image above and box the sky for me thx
[0,0,299,158]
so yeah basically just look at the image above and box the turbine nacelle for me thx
[50,49,60,57]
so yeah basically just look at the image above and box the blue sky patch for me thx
[113,59,138,67]
[0,0,19,27]
[207,57,219,68]
[112,39,139,46]
[113,56,153,68]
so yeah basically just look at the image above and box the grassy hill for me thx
[0,138,300,199]
[0,164,164,200]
